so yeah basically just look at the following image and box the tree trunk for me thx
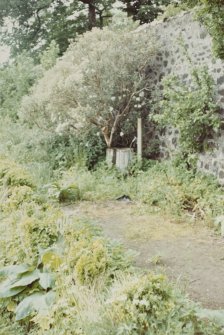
[99,11,103,29]
[102,126,111,148]
[88,2,96,29]
[125,1,135,17]
[79,0,96,29]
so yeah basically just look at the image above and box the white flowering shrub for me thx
[20,13,155,148]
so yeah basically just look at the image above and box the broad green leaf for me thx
[0,279,26,298]
[38,244,63,267]
[39,272,55,290]
[11,269,40,288]
[0,264,30,277]
[15,291,56,321]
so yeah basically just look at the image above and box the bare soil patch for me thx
[63,201,224,309]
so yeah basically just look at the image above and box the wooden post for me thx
[137,118,142,161]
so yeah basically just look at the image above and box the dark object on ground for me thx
[116,195,132,202]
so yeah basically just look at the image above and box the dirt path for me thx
[63,201,224,309]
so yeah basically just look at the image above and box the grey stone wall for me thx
[138,11,224,184]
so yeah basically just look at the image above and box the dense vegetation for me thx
[179,0,224,59]
[0,1,224,334]
[1,158,224,334]
[0,0,172,58]
[152,66,220,166]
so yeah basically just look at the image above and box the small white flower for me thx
[120,131,124,137]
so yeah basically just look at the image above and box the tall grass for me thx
[56,161,224,227]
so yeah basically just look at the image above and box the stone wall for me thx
[138,11,224,184]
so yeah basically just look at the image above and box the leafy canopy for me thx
[0,0,173,57]
[20,13,155,148]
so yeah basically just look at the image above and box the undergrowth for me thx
[54,160,224,227]
[0,158,223,334]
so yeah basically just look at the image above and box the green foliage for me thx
[102,274,198,334]
[74,240,109,285]
[15,291,55,321]
[0,0,89,57]
[0,185,34,212]
[0,0,171,58]
[158,2,189,20]
[0,117,105,185]
[0,43,59,121]
[58,184,81,203]
[63,219,133,286]
[0,206,60,265]
[58,161,224,224]
[0,260,56,321]
[0,159,60,265]
[79,273,222,335]
[122,0,172,23]
[0,157,34,188]
[20,16,155,148]
[0,53,41,119]
[137,162,224,221]
[0,158,223,334]
[39,41,59,70]
[197,2,224,59]
[152,67,220,161]
[182,0,224,59]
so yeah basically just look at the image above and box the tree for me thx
[0,41,59,119]
[0,0,172,58]
[0,1,85,57]
[0,53,41,119]
[122,0,172,24]
[0,0,117,58]
[20,14,155,148]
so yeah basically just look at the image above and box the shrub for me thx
[20,14,155,148]
[0,185,34,212]
[74,240,109,285]
[0,53,42,119]
[92,273,223,335]
[152,67,220,162]
[58,184,81,203]
[0,203,61,265]
[0,157,35,188]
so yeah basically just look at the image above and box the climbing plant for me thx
[182,0,224,59]
[152,67,220,162]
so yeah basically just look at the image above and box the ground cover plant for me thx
[55,160,224,227]
[0,158,223,334]
[1,4,224,334]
